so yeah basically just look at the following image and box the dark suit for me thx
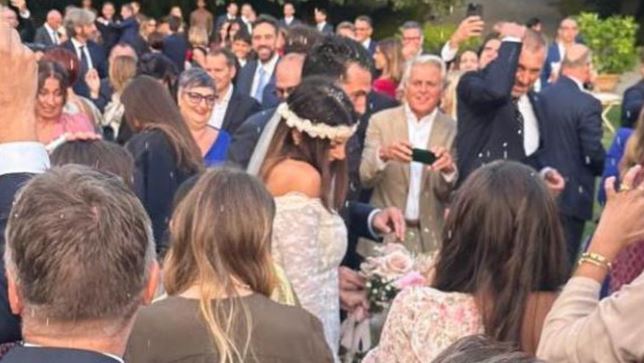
[260,80,279,110]
[456,41,546,183]
[540,76,605,265]
[61,40,108,99]
[0,174,31,344]
[89,79,114,113]
[162,33,189,72]
[16,12,35,43]
[96,20,120,54]
[221,89,262,136]
[33,25,58,47]
[363,39,377,56]
[235,59,278,103]
[622,80,644,127]
[317,22,334,35]
[2,346,120,363]
[278,17,303,28]
[214,14,239,31]
[540,42,562,90]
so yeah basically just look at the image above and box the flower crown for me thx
[277,103,357,140]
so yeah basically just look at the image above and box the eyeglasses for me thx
[185,91,217,106]
[402,36,422,41]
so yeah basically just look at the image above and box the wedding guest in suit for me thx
[455,24,565,192]
[240,3,255,34]
[163,16,189,72]
[126,167,333,363]
[178,68,232,166]
[400,21,425,61]
[61,7,108,99]
[231,31,252,68]
[122,76,203,254]
[540,44,605,267]
[215,2,239,32]
[537,165,644,362]
[95,1,119,54]
[3,164,159,363]
[87,42,138,113]
[354,15,376,56]
[257,77,358,357]
[366,161,569,361]
[236,16,280,103]
[314,7,333,35]
[34,10,62,47]
[261,52,306,110]
[372,37,404,99]
[190,0,213,37]
[1,0,35,42]
[440,16,485,63]
[279,2,302,28]
[204,48,261,135]
[361,55,457,254]
[112,3,146,56]
[540,18,579,89]
[35,60,95,146]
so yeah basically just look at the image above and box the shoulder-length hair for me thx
[377,37,404,83]
[121,75,203,174]
[259,76,356,211]
[432,161,568,350]
[164,167,276,363]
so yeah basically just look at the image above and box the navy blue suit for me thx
[221,89,262,136]
[540,76,605,264]
[162,33,189,72]
[235,59,278,102]
[2,346,120,363]
[540,42,562,90]
[622,80,644,128]
[456,41,546,184]
[61,40,108,99]
[318,23,334,35]
[364,39,377,56]
[0,174,31,344]
[278,18,303,28]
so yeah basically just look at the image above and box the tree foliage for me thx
[577,12,639,73]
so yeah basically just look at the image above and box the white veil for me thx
[246,106,285,176]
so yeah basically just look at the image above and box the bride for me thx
[251,77,357,359]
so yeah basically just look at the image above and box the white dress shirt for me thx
[317,21,327,32]
[71,37,94,70]
[362,38,372,51]
[208,84,233,129]
[250,54,279,100]
[516,94,540,156]
[0,142,49,176]
[404,105,437,220]
[284,16,294,26]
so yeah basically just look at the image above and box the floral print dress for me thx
[363,286,484,362]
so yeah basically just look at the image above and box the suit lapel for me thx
[395,106,411,188]
[421,111,448,186]
[221,91,237,130]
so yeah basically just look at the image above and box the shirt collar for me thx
[566,75,585,91]
[71,37,86,48]
[23,343,124,363]
[44,23,57,33]
[285,16,294,22]
[362,38,371,48]
[404,103,438,125]
[219,84,234,104]
[260,54,279,74]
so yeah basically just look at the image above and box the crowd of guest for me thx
[1,0,644,362]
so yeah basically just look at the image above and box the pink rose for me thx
[394,271,427,289]
[382,250,413,280]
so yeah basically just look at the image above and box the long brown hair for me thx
[433,161,568,349]
[164,167,276,363]
[109,55,137,94]
[621,109,644,176]
[121,75,203,173]
[259,77,356,210]
[377,37,404,83]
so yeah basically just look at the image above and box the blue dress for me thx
[204,129,232,167]
[597,127,634,205]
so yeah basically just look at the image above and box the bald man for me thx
[261,52,306,109]
[541,17,579,89]
[540,43,605,267]
[35,10,63,46]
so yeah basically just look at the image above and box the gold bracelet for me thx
[578,252,613,270]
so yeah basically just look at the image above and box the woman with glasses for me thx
[121,75,203,255]
[177,68,232,166]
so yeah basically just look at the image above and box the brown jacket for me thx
[359,105,457,254]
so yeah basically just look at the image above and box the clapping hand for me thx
[0,20,37,143]
[85,69,101,99]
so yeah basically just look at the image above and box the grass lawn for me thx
[581,104,622,245]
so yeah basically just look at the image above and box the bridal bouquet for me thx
[360,243,432,313]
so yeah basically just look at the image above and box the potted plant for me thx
[577,12,639,92]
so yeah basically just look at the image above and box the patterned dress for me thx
[364,286,484,362]
[610,241,644,293]
[272,193,348,361]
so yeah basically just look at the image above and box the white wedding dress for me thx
[272,192,347,360]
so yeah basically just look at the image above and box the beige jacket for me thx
[359,105,457,255]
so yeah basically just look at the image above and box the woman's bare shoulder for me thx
[265,159,321,198]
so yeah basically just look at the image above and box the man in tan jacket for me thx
[360,55,457,254]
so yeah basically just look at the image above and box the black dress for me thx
[126,129,196,255]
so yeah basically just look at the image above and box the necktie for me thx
[512,98,524,137]
[253,66,267,103]
[51,30,59,45]
[79,45,90,76]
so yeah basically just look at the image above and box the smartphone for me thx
[412,148,437,165]
[466,3,483,18]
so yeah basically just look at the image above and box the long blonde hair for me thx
[621,109,644,177]
[163,168,276,363]
[109,55,137,95]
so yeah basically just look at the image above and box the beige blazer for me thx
[359,105,457,255]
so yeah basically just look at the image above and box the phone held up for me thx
[412,148,437,165]
[466,3,483,18]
